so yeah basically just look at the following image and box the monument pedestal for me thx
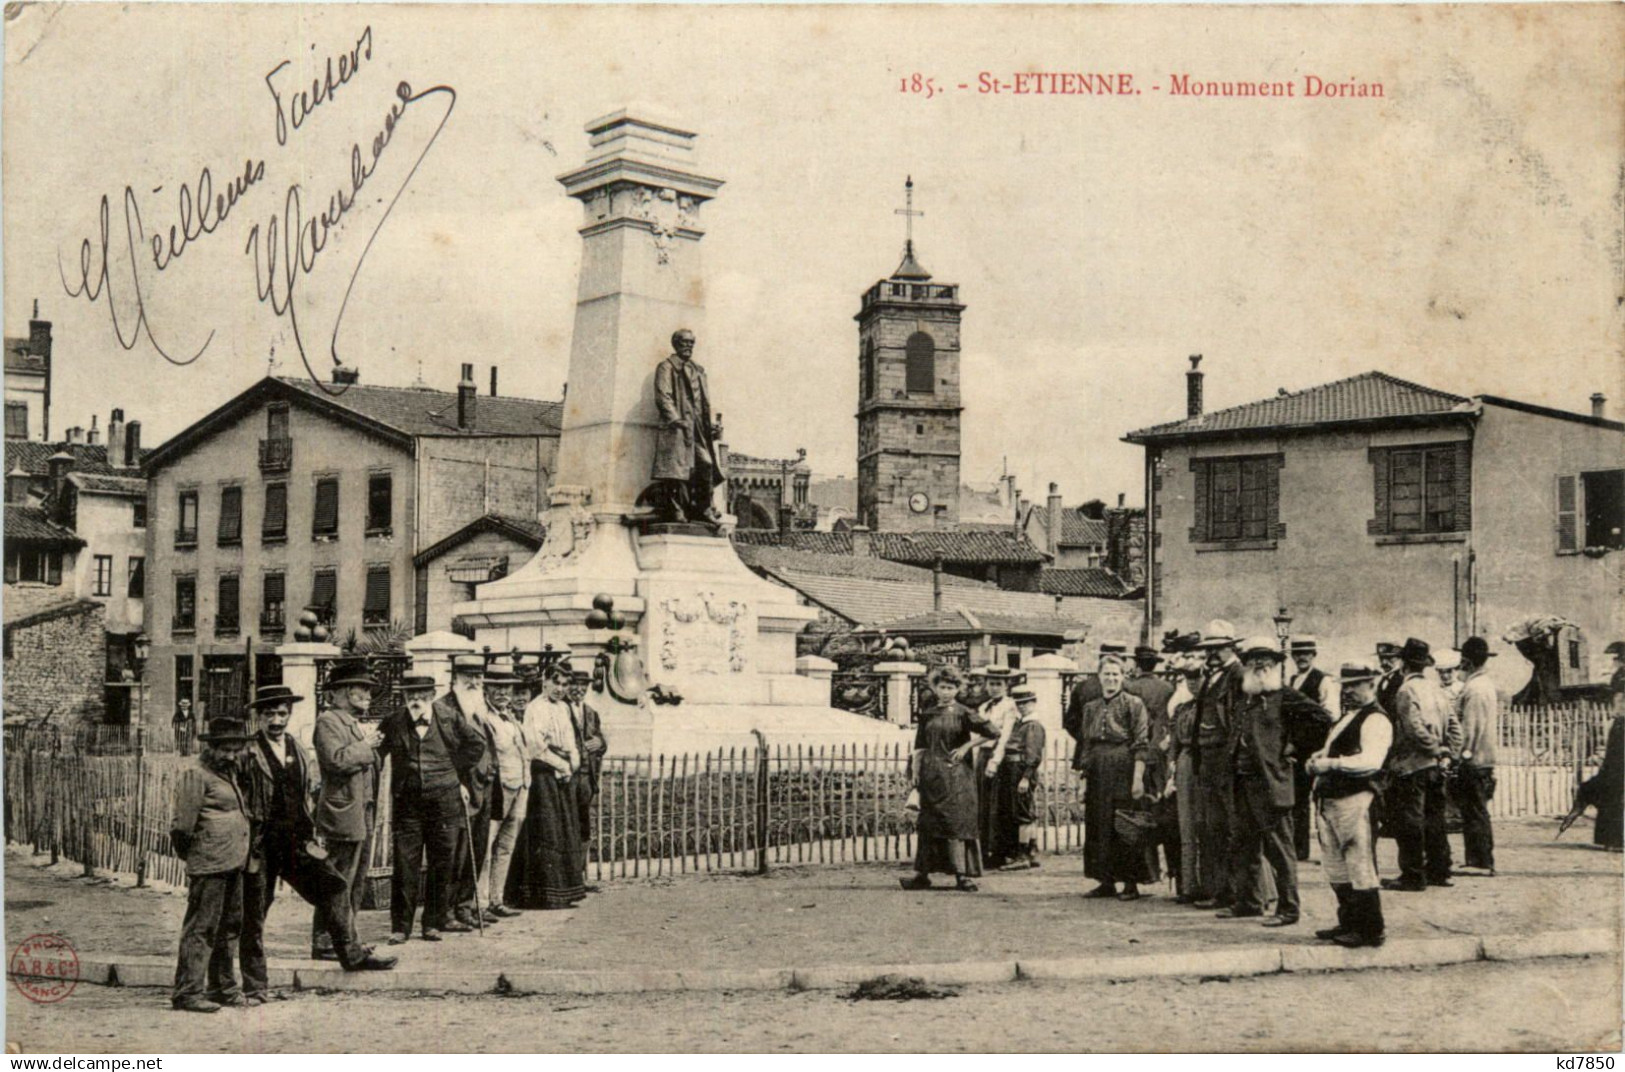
[458,513,909,754]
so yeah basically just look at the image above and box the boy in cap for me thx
[170,717,254,1012]
[992,686,1046,870]
[1306,662,1393,947]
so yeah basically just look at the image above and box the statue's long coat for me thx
[651,354,726,486]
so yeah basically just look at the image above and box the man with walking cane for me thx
[379,673,487,944]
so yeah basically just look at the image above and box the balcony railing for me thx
[861,280,960,309]
[259,437,293,472]
[174,529,197,548]
[172,616,195,633]
[260,610,286,633]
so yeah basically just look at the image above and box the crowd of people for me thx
[905,619,1625,951]
[167,655,606,1013]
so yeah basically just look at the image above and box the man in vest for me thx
[1219,639,1332,927]
[240,685,394,999]
[1192,621,1243,910]
[1306,661,1393,947]
[380,671,487,943]
[1287,636,1332,862]
[1382,638,1460,892]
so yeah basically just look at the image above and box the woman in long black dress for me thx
[1078,657,1156,900]
[902,665,1000,892]
[1570,686,1623,851]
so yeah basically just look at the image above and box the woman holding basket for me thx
[902,664,1001,892]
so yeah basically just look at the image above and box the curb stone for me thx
[8,929,1614,999]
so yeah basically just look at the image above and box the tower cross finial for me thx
[894,175,924,251]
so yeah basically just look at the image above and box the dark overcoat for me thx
[652,354,725,486]
[1229,687,1332,808]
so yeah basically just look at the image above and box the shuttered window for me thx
[262,482,287,539]
[262,572,285,631]
[905,331,935,394]
[313,478,339,537]
[5,402,27,439]
[216,574,240,635]
[1190,454,1283,543]
[367,473,392,533]
[128,556,145,598]
[363,565,391,626]
[1370,442,1471,537]
[311,568,337,622]
[176,490,199,545]
[174,575,196,631]
[1556,474,1578,552]
[217,486,242,545]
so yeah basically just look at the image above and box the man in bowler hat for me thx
[170,717,254,1012]
[312,660,386,960]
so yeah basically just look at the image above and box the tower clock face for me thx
[909,492,930,513]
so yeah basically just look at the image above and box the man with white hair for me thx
[1219,638,1331,927]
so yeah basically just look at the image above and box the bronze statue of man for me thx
[648,329,725,526]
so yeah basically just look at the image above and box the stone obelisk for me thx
[456,107,903,754]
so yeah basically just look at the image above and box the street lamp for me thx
[131,632,150,729]
[1272,607,1293,653]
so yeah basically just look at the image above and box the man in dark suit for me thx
[571,672,609,845]
[1219,639,1333,927]
[1375,642,1404,714]
[380,670,487,943]
[449,656,504,929]
[312,661,386,962]
[1287,636,1333,861]
[1192,621,1245,910]
[240,684,394,996]
[1124,645,1179,884]
[648,328,725,526]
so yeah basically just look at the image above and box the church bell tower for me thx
[855,178,965,532]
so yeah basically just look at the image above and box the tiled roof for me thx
[4,338,45,373]
[68,472,147,498]
[871,531,1047,565]
[276,377,562,437]
[862,607,1086,639]
[768,566,1124,628]
[734,542,994,586]
[5,441,147,477]
[1125,371,1471,441]
[1038,568,1136,598]
[732,531,854,555]
[3,504,83,546]
[732,528,1046,565]
[1025,505,1108,547]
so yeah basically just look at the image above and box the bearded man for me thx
[1218,639,1332,927]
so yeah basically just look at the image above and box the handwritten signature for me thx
[56,26,455,389]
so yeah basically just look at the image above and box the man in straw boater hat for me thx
[972,666,1020,868]
[1285,636,1332,863]
[479,657,533,919]
[1218,638,1331,928]
[169,716,255,1012]
[1305,660,1393,947]
[1382,637,1460,893]
[240,685,394,1001]
[1191,620,1244,910]
[312,659,386,961]
[379,668,488,943]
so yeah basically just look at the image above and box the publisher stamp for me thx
[10,934,81,1005]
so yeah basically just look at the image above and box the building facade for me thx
[142,370,560,721]
[1128,368,1624,697]
[4,303,52,443]
[720,446,814,530]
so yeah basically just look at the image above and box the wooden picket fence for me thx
[4,703,1615,887]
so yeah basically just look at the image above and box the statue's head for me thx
[672,329,695,359]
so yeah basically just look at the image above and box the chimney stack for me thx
[86,415,99,446]
[457,363,477,430]
[125,421,142,467]
[331,363,360,385]
[1046,482,1062,557]
[490,367,500,398]
[108,409,126,468]
[1186,354,1204,418]
[1117,492,1126,508]
[932,558,945,611]
[65,426,84,445]
[29,303,52,441]
[1591,392,1607,420]
[850,525,872,558]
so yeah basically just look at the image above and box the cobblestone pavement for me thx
[5,958,1620,1053]
[4,817,1618,978]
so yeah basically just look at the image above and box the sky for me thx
[4,4,1621,506]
